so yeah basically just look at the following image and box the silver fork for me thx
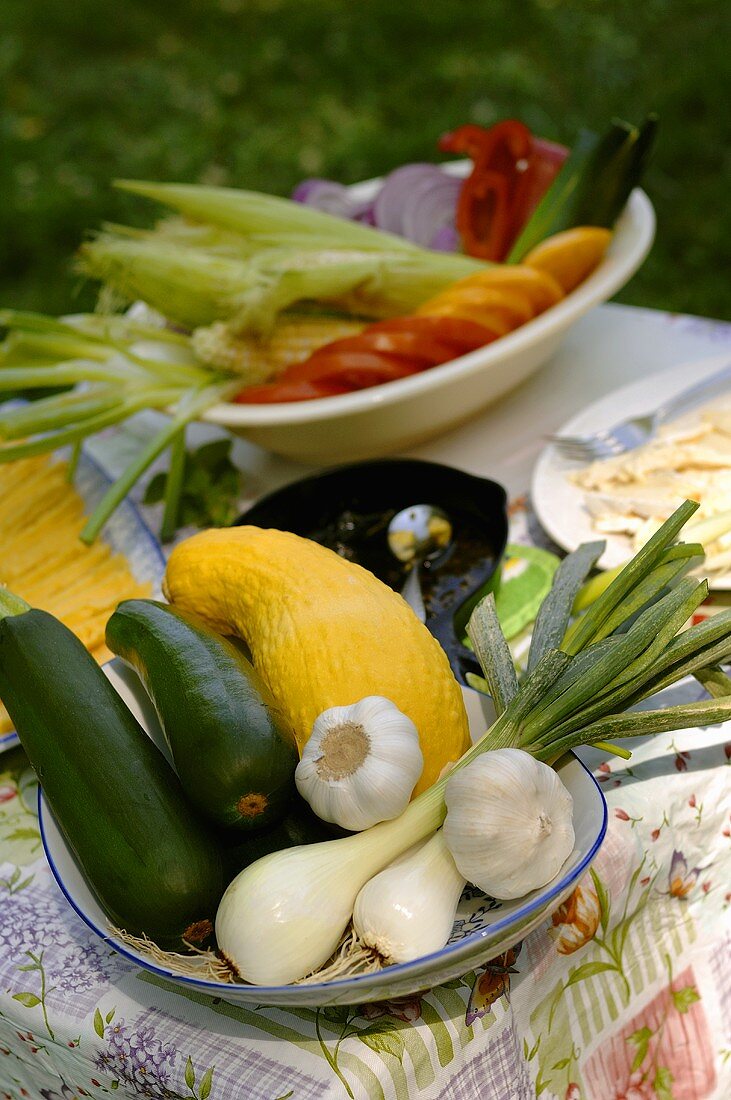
[549,363,731,463]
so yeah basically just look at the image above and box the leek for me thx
[508,115,658,262]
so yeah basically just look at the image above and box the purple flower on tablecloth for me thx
[95,1016,180,1098]
[0,875,130,999]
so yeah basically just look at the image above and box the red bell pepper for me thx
[439,121,568,261]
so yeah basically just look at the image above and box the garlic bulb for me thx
[443,749,575,900]
[354,830,465,964]
[295,695,424,831]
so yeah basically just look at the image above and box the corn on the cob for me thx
[191,315,367,385]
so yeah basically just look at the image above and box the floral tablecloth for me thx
[1,305,731,1099]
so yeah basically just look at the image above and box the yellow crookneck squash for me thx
[163,526,470,796]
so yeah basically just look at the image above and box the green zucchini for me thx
[0,599,224,950]
[105,599,299,832]
[220,797,335,880]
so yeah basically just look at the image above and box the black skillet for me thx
[235,458,508,686]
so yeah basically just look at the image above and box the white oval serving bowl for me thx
[39,661,607,1007]
[201,183,655,464]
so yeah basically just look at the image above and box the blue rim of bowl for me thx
[1,447,166,754]
[38,752,608,997]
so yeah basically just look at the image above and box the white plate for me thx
[39,660,607,1007]
[0,451,166,754]
[531,353,731,587]
[201,172,655,463]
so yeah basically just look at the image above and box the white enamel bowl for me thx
[40,663,607,1007]
[201,181,655,464]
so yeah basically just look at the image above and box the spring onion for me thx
[215,502,731,985]
[0,310,238,542]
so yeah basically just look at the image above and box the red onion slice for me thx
[400,172,462,249]
[372,164,447,235]
[291,178,373,220]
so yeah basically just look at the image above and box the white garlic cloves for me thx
[295,695,423,831]
[443,748,575,900]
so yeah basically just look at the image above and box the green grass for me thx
[1,0,729,320]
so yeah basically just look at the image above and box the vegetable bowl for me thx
[200,183,655,463]
[38,657,607,1007]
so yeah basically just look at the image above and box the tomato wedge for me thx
[236,378,348,403]
[234,310,502,404]
[366,315,500,351]
[285,350,422,388]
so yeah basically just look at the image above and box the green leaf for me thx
[4,827,40,842]
[529,540,604,671]
[552,1057,571,1070]
[653,1065,675,1100]
[17,963,38,972]
[523,1038,529,1059]
[358,1028,404,1058]
[528,1037,541,1060]
[93,1007,105,1038]
[199,1065,214,1099]
[564,500,699,656]
[628,1026,653,1072]
[466,593,519,715]
[13,992,41,1008]
[111,1082,119,1090]
[564,961,618,988]
[143,471,167,505]
[672,986,701,1014]
[105,1008,116,1023]
[185,1055,196,1090]
[590,868,611,934]
[536,1079,553,1096]
[14,875,35,893]
[322,1005,350,1025]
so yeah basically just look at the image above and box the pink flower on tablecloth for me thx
[674,750,690,772]
[724,742,731,760]
[651,828,661,842]
[565,1084,581,1100]
[361,996,422,1023]
[689,793,697,808]
[615,808,630,821]
[0,783,17,804]
[551,880,601,955]
[667,849,700,899]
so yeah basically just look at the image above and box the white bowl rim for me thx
[38,751,607,997]
[201,187,655,427]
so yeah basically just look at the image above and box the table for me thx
[1,304,730,1100]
